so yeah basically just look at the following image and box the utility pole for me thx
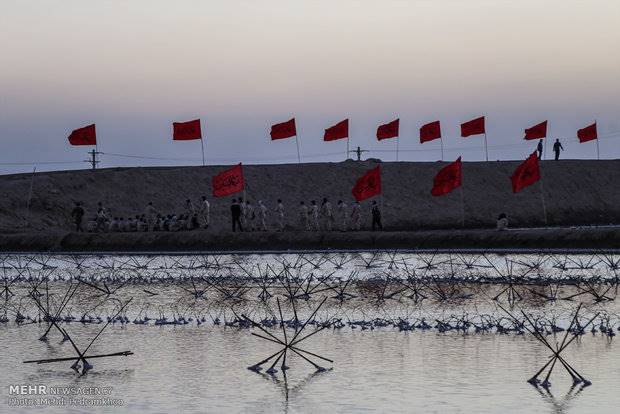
[348,146,369,161]
[85,149,101,171]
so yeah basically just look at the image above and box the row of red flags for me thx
[210,152,541,201]
[68,118,599,146]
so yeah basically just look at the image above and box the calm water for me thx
[0,253,618,413]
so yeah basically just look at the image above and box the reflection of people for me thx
[371,201,382,231]
[537,139,543,159]
[553,139,564,160]
[497,213,509,231]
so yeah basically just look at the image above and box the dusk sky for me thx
[1,0,619,173]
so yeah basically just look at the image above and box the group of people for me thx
[228,197,383,232]
[71,197,211,233]
[536,138,565,160]
[70,196,384,233]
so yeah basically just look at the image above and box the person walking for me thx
[310,200,320,231]
[553,139,564,160]
[351,201,362,231]
[321,198,334,231]
[96,202,108,232]
[275,199,285,231]
[257,200,268,231]
[371,201,383,231]
[231,198,243,232]
[299,201,310,231]
[246,200,255,231]
[71,202,85,232]
[337,200,348,232]
[537,139,543,159]
[145,201,159,232]
[199,196,210,229]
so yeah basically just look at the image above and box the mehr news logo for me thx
[7,384,123,407]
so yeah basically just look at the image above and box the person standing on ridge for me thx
[351,201,362,231]
[553,139,564,160]
[537,139,543,159]
[337,200,348,232]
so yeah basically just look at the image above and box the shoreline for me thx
[1,226,619,253]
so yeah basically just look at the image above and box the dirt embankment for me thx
[0,159,618,251]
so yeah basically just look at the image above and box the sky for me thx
[1,0,619,174]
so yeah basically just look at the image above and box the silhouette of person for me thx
[537,139,543,159]
[231,198,243,232]
[553,139,564,160]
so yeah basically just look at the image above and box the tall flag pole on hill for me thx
[577,121,598,160]
[511,151,547,225]
[173,119,205,165]
[324,119,349,160]
[270,118,300,163]
[420,120,442,161]
[377,119,400,161]
[461,116,487,162]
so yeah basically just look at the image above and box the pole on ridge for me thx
[396,137,399,161]
[295,135,301,164]
[440,137,444,161]
[346,136,350,161]
[595,120,600,160]
[483,133,489,162]
[200,136,206,166]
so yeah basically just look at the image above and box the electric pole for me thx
[348,146,369,161]
[85,149,102,170]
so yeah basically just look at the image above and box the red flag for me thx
[461,116,485,137]
[270,118,297,140]
[377,119,399,140]
[212,164,244,197]
[524,120,547,140]
[173,119,202,140]
[511,152,540,193]
[324,119,349,141]
[352,166,381,201]
[68,124,96,146]
[431,157,462,196]
[420,121,441,143]
[577,122,597,143]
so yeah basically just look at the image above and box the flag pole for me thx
[396,137,399,161]
[346,136,350,161]
[595,120,600,160]
[483,133,489,162]
[200,137,206,166]
[295,135,301,164]
[440,137,444,161]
